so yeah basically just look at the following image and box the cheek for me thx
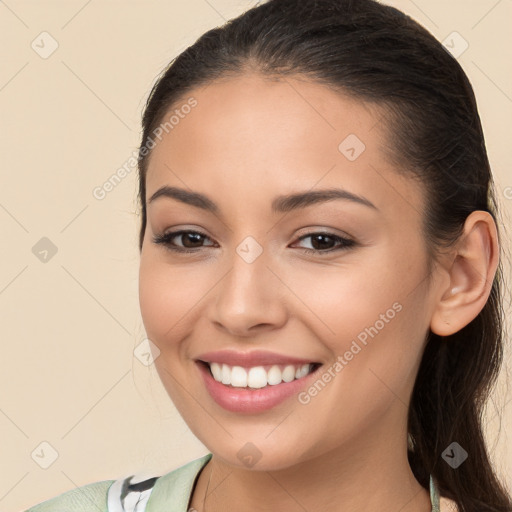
[138,256,206,409]
[138,253,213,351]
[139,254,181,348]
[139,259,167,344]
[281,255,407,349]
[287,249,428,390]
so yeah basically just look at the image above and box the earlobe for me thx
[430,211,499,337]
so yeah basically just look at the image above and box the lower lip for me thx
[197,362,320,413]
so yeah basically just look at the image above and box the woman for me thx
[25,0,511,510]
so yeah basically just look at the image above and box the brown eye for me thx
[178,232,206,248]
[307,234,336,250]
[152,230,216,253]
[293,232,356,255]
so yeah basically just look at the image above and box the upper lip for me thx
[196,349,319,367]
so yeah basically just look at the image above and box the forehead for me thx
[159,73,383,150]
[145,73,423,220]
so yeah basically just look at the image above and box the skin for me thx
[138,73,499,512]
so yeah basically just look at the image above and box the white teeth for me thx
[267,365,282,385]
[210,362,222,382]
[296,364,310,379]
[231,366,247,387]
[221,364,231,385]
[208,362,314,388]
[282,365,296,383]
[247,367,267,388]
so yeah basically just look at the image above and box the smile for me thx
[205,362,317,389]
[195,350,323,413]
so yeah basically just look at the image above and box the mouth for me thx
[194,349,324,413]
[197,360,322,389]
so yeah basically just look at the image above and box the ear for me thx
[430,211,499,336]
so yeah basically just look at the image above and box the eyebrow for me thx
[147,186,378,214]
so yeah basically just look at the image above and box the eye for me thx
[152,229,356,255]
[291,232,356,255]
[152,230,216,253]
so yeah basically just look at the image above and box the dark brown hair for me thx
[136,1,511,510]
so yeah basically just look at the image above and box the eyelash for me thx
[152,230,356,256]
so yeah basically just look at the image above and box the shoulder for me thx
[24,454,213,512]
[24,479,114,512]
[145,453,213,509]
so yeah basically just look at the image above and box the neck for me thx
[190,415,431,512]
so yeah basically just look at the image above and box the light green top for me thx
[25,453,444,511]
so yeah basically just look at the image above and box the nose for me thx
[208,245,288,337]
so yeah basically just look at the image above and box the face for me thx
[138,73,439,471]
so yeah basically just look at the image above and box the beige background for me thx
[1,0,511,510]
